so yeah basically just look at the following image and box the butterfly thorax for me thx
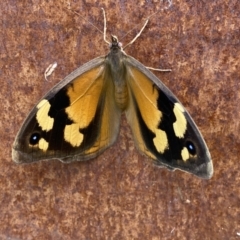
[107,35,129,110]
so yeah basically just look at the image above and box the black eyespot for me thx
[185,141,196,155]
[29,133,41,145]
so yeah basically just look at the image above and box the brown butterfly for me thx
[12,9,213,179]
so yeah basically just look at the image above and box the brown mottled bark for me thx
[1,0,239,239]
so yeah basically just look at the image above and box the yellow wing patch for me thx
[173,103,187,138]
[126,66,169,157]
[65,66,105,128]
[38,138,49,151]
[153,129,168,153]
[62,65,121,154]
[62,66,106,148]
[84,70,122,156]
[181,147,189,161]
[36,99,54,131]
[64,124,84,147]
[127,67,162,133]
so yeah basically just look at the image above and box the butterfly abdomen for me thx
[113,80,129,110]
[106,38,129,110]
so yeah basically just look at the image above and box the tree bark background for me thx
[1,0,239,239]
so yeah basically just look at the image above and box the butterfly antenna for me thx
[101,8,110,44]
[67,6,104,36]
[123,19,149,50]
[122,0,172,49]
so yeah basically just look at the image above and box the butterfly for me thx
[12,9,213,179]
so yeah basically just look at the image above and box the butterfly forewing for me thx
[125,58,213,178]
[12,59,121,163]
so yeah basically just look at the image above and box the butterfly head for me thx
[109,35,123,50]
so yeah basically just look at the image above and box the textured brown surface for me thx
[1,0,240,239]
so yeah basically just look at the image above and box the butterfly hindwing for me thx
[12,58,121,163]
[125,57,212,178]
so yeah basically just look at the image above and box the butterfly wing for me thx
[125,56,213,179]
[12,57,122,163]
